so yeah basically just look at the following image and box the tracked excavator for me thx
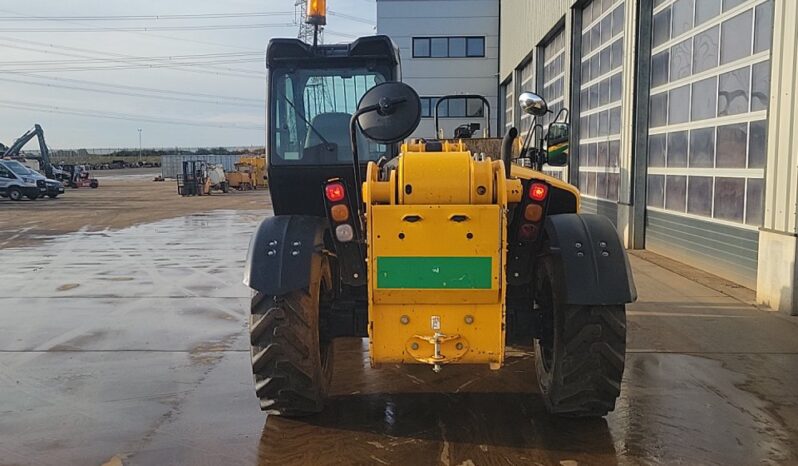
[3,124,61,179]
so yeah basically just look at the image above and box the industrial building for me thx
[501,0,797,315]
[376,0,500,138]
[377,0,796,315]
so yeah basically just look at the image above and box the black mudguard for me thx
[543,213,637,305]
[243,215,327,295]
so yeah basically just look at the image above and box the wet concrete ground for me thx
[1,209,798,465]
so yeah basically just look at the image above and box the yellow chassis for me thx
[361,141,578,371]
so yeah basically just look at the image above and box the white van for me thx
[0,159,47,201]
[22,166,65,198]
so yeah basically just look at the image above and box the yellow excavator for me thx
[243,3,635,418]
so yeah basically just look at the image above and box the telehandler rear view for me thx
[244,9,635,418]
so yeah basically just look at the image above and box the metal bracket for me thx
[406,332,468,372]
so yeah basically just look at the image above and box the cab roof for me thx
[266,35,400,68]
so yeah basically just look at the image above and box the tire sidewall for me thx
[533,254,564,407]
[313,254,334,393]
[8,188,22,201]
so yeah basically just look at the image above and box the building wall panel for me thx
[378,0,500,137]
[499,0,571,81]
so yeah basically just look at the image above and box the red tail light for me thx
[325,182,346,202]
[528,182,548,201]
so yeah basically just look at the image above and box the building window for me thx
[412,37,486,58]
[413,38,430,58]
[542,30,566,129]
[541,27,567,180]
[578,0,625,202]
[430,37,448,57]
[502,79,514,132]
[420,97,486,118]
[467,37,485,57]
[449,37,467,57]
[646,0,772,227]
[518,58,535,136]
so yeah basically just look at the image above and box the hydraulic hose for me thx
[501,127,517,178]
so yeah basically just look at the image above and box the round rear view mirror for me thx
[356,81,421,144]
[519,92,548,117]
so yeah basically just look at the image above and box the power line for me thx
[0,76,264,107]
[9,73,263,103]
[0,12,294,21]
[0,57,263,73]
[0,51,262,66]
[0,99,264,130]
[328,10,374,25]
[0,37,264,79]
[112,27,264,52]
[0,22,294,33]
[0,7,264,52]
[325,30,362,39]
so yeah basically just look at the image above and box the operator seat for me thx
[304,112,367,163]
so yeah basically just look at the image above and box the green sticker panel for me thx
[376,256,492,289]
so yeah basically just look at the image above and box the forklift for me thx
[177,160,228,196]
[58,164,99,189]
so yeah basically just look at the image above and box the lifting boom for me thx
[3,124,56,178]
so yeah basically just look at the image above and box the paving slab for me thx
[1,210,797,465]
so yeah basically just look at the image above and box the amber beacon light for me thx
[306,0,327,25]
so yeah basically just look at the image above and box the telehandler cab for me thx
[245,28,636,418]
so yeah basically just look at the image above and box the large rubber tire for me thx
[8,187,22,201]
[533,254,626,417]
[249,255,333,416]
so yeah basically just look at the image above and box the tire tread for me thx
[548,305,626,416]
[249,289,327,416]
[535,255,627,418]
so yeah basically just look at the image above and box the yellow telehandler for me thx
[244,5,635,418]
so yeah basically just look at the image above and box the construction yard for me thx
[0,171,796,465]
[0,169,267,249]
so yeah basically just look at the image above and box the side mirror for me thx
[545,122,569,167]
[348,81,421,220]
[518,92,548,117]
[355,81,421,144]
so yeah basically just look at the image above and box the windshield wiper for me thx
[280,93,335,152]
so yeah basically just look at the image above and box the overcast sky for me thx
[0,0,375,149]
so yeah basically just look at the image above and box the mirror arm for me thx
[520,120,535,157]
[536,134,546,171]
[524,123,544,159]
[349,104,381,225]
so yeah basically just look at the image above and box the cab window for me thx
[0,165,15,179]
[270,67,390,165]
[3,160,31,176]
